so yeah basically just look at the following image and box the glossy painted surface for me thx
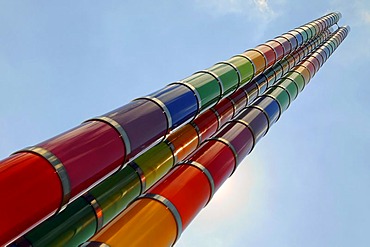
[242,81,259,102]
[274,36,292,56]
[148,165,211,229]
[278,58,290,74]
[213,97,235,126]
[253,74,268,95]
[264,69,277,87]
[189,140,236,191]
[281,33,298,51]
[237,107,269,142]
[254,45,276,68]
[231,88,248,114]
[283,71,306,92]
[301,60,316,78]
[253,96,281,124]
[148,84,198,128]
[24,197,97,247]
[183,72,221,110]
[265,86,291,113]
[40,121,125,198]
[0,153,62,246]
[294,28,308,43]
[286,54,296,70]
[242,49,266,75]
[133,142,174,189]
[209,63,239,96]
[192,108,219,141]
[266,40,284,61]
[294,66,311,85]
[289,30,304,47]
[275,78,299,101]
[214,121,254,160]
[167,124,199,162]
[227,56,254,85]
[90,165,141,225]
[90,198,177,246]
[272,64,284,85]
[104,99,167,159]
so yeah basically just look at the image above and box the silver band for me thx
[210,108,221,130]
[143,193,183,242]
[249,105,270,136]
[227,96,237,117]
[181,160,215,204]
[263,94,282,122]
[163,139,177,166]
[274,85,292,109]
[208,137,238,173]
[170,81,202,111]
[216,61,242,90]
[86,116,131,155]
[83,192,104,232]
[232,54,255,82]
[136,96,172,130]
[79,242,110,247]
[227,119,256,154]
[14,146,71,213]
[189,121,202,146]
[197,70,224,98]
[128,161,146,193]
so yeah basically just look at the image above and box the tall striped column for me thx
[10,30,333,247]
[0,12,341,246]
[83,26,349,247]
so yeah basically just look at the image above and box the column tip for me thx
[343,25,351,32]
[335,11,342,19]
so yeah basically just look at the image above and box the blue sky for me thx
[0,1,369,246]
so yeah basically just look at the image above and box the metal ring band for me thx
[312,51,325,67]
[170,81,202,112]
[287,31,301,50]
[263,93,282,122]
[248,105,270,136]
[86,116,131,155]
[143,193,183,243]
[308,56,321,73]
[264,43,278,62]
[280,34,294,53]
[136,96,172,131]
[197,70,224,99]
[210,108,221,130]
[267,68,278,88]
[252,78,262,97]
[226,119,256,154]
[177,160,215,204]
[83,192,104,232]
[79,242,110,247]
[208,137,238,173]
[240,87,250,107]
[274,85,292,109]
[278,77,300,100]
[289,70,306,91]
[14,146,71,213]
[163,139,177,166]
[297,64,313,81]
[272,38,287,58]
[250,48,268,72]
[128,161,146,194]
[304,60,317,77]
[216,61,242,90]
[297,27,310,42]
[232,54,256,82]
[189,121,202,145]
[227,96,237,117]
[273,63,285,85]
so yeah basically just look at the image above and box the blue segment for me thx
[253,74,268,94]
[253,95,280,125]
[294,32,304,46]
[323,45,332,56]
[148,84,198,129]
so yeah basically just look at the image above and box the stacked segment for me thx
[84,26,349,246]
[0,12,341,246]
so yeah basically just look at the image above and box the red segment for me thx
[301,60,316,77]
[214,121,254,160]
[254,45,276,69]
[148,165,211,229]
[0,153,62,246]
[231,88,248,114]
[193,109,219,141]
[189,140,236,191]
[266,40,285,61]
[213,97,234,126]
[306,56,320,73]
[40,121,125,198]
[274,37,292,57]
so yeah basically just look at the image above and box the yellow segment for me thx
[91,198,177,247]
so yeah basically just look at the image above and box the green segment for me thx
[25,197,97,247]
[134,142,174,189]
[283,71,306,92]
[266,86,290,112]
[227,56,254,85]
[184,72,221,110]
[90,165,141,225]
[208,63,239,96]
[301,26,313,40]
[276,78,298,100]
